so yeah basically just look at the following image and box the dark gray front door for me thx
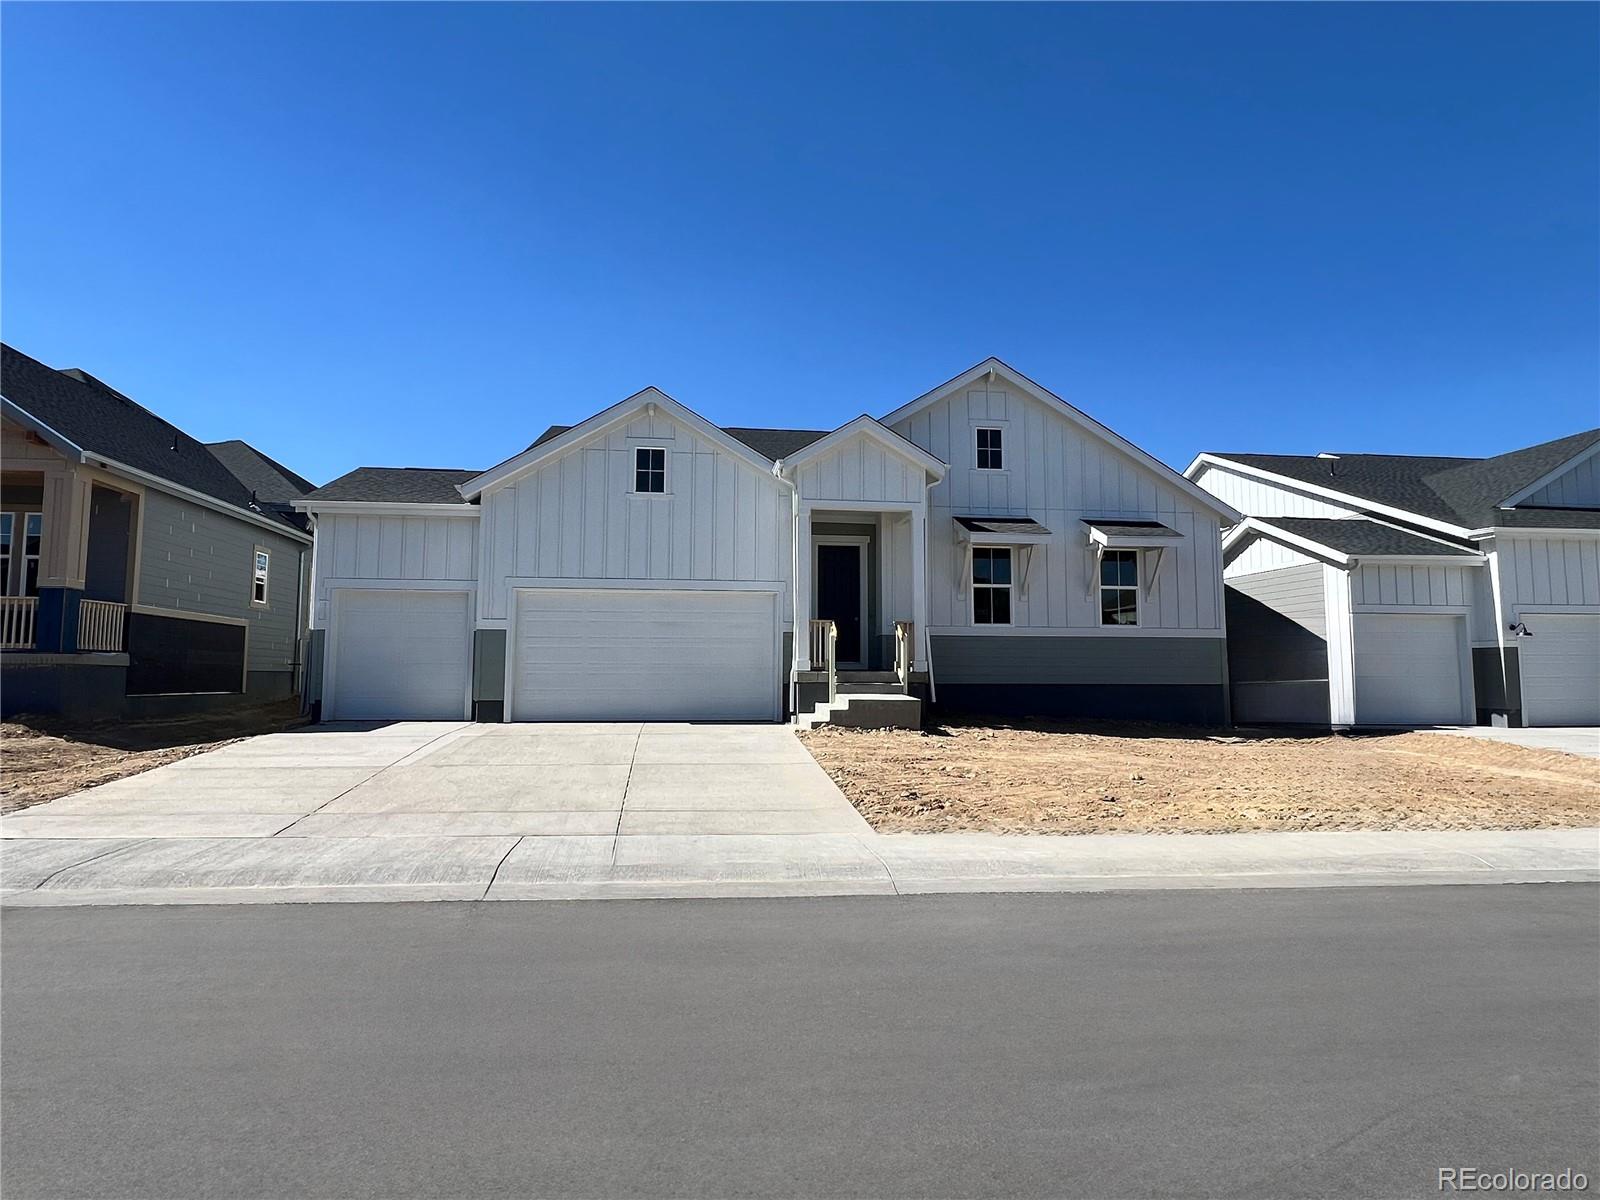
[816,544,863,665]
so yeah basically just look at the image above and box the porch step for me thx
[796,692,922,731]
[835,671,906,696]
[837,670,898,683]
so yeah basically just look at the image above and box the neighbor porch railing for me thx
[77,599,127,652]
[894,619,913,688]
[808,617,837,703]
[0,596,37,650]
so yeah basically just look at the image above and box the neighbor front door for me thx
[815,543,864,666]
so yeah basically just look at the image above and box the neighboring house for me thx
[294,358,1241,727]
[1187,431,1600,728]
[0,344,316,718]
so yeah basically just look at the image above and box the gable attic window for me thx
[975,427,1004,470]
[252,547,270,606]
[634,446,666,494]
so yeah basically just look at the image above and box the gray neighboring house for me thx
[1187,430,1600,728]
[1,343,316,719]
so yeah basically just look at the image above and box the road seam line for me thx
[482,836,524,900]
[29,839,153,891]
[610,725,643,867]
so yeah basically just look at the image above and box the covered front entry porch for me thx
[776,416,946,728]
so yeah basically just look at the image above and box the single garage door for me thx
[1353,613,1468,726]
[328,589,470,720]
[511,589,777,722]
[1519,612,1600,726]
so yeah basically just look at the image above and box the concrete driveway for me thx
[1,723,872,840]
[1432,725,1600,759]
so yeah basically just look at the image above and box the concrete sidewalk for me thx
[3,827,1595,906]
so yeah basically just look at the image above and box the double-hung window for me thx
[0,514,11,596]
[252,548,270,606]
[634,446,666,494]
[975,427,1004,470]
[972,547,1012,625]
[1100,549,1139,626]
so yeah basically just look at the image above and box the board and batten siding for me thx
[137,488,305,674]
[309,511,478,628]
[795,439,925,504]
[1523,454,1600,508]
[1192,463,1359,519]
[890,383,1224,632]
[1493,533,1600,615]
[476,411,792,626]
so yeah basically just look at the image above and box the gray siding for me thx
[1224,564,1330,726]
[931,635,1225,686]
[137,489,306,675]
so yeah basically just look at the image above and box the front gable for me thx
[782,415,944,505]
[1511,443,1600,510]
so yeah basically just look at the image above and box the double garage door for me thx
[510,589,778,721]
[1352,613,1469,726]
[326,587,778,722]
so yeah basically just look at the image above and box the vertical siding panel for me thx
[401,518,425,579]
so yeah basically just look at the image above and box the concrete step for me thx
[796,692,922,731]
[837,681,907,696]
[837,670,898,683]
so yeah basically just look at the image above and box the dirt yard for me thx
[0,702,307,813]
[798,718,1600,834]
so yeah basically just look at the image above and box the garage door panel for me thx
[1353,613,1467,726]
[331,590,470,721]
[1520,613,1600,726]
[512,589,776,722]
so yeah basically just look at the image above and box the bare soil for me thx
[1,702,307,813]
[798,718,1600,834]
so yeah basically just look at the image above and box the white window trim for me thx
[973,425,1006,472]
[1099,548,1141,627]
[971,545,1014,627]
[17,512,42,598]
[632,445,669,495]
[251,545,271,608]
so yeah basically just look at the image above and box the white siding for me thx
[1494,533,1600,619]
[309,512,478,627]
[1224,534,1317,578]
[1523,453,1600,508]
[892,383,1224,632]
[796,437,924,504]
[1192,463,1359,519]
[1349,562,1477,610]
[476,412,792,626]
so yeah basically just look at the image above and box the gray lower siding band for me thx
[1232,680,1330,726]
[929,634,1227,725]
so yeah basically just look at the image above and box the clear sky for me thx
[3,2,1596,486]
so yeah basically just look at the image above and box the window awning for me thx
[1081,518,1185,548]
[955,515,1052,544]
[1081,520,1184,600]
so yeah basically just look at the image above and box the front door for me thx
[815,543,864,666]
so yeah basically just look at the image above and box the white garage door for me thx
[329,590,470,720]
[1519,613,1600,726]
[1353,613,1468,726]
[511,589,777,722]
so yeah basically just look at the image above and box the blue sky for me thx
[3,2,1596,486]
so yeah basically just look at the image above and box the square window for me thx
[976,427,1004,470]
[635,447,666,493]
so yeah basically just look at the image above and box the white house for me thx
[1187,430,1600,728]
[295,358,1241,727]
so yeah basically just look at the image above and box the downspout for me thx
[923,473,939,704]
[1484,535,1508,718]
[774,459,801,717]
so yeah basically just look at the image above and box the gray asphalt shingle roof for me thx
[1259,517,1481,558]
[1,344,306,532]
[206,439,318,531]
[956,516,1051,536]
[1214,428,1600,530]
[302,467,479,505]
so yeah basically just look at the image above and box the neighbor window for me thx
[21,513,41,597]
[252,548,270,606]
[0,514,11,596]
[634,446,666,493]
[1100,549,1139,626]
[972,546,1012,625]
[975,426,1004,470]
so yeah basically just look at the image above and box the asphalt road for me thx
[3,886,1596,1200]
